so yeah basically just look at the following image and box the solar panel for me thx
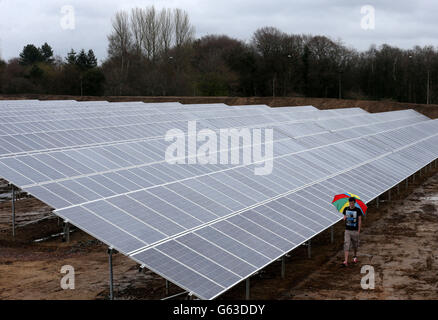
[0,100,437,300]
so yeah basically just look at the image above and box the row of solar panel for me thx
[0,109,323,136]
[0,103,346,134]
[0,111,424,192]
[0,101,302,121]
[0,102,272,114]
[0,110,418,162]
[0,104,276,125]
[0,107,364,129]
[0,109,374,157]
[130,126,438,299]
[45,119,438,264]
[0,100,364,126]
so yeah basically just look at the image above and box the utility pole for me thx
[272,76,276,99]
[427,69,430,105]
[338,73,342,99]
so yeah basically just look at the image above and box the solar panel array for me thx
[0,99,437,299]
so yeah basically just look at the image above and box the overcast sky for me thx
[0,0,437,62]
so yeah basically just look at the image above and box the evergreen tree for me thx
[87,50,98,68]
[41,43,54,63]
[76,49,88,69]
[66,49,77,65]
[19,44,44,65]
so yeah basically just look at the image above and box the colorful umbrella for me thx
[332,193,368,215]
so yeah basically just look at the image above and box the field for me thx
[0,96,437,300]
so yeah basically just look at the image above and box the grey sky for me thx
[0,0,437,62]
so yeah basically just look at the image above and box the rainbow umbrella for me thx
[332,193,368,215]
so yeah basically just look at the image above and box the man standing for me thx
[342,197,363,267]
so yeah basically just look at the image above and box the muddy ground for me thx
[0,167,437,300]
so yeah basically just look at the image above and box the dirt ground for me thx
[0,179,53,232]
[287,173,438,300]
[0,167,437,300]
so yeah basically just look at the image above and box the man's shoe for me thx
[341,261,348,267]
[353,256,358,264]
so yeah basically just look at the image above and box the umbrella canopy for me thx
[332,193,368,216]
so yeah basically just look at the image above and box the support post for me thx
[307,240,312,259]
[245,278,250,300]
[108,247,114,300]
[406,178,408,189]
[413,173,416,182]
[281,256,286,279]
[11,185,15,238]
[376,196,379,208]
[330,226,334,244]
[397,184,400,195]
[64,221,70,243]
[165,280,169,295]
[388,190,391,201]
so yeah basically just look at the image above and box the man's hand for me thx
[343,215,347,221]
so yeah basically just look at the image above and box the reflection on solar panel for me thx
[0,99,437,299]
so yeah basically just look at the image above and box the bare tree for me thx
[142,6,161,60]
[108,11,132,58]
[174,8,195,47]
[332,41,355,99]
[107,10,132,94]
[252,27,284,57]
[422,46,434,104]
[160,8,174,53]
[130,8,145,56]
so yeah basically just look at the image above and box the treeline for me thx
[0,43,105,95]
[1,6,437,104]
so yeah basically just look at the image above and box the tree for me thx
[0,58,6,93]
[41,43,54,64]
[64,48,102,96]
[107,10,132,95]
[87,50,98,68]
[160,8,174,53]
[192,35,243,96]
[105,6,195,95]
[174,8,195,48]
[332,41,355,99]
[66,49,77,64]
[76,49,89,70]
[19,44,44,65]
[82,68,105,96]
